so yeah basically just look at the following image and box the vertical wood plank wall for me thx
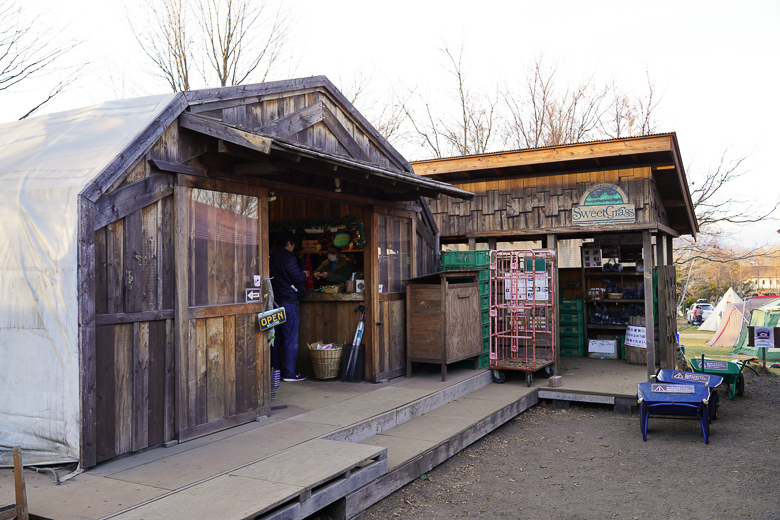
[94,194,176,463]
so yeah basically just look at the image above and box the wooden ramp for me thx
[107,439,386,520]
[342,383,538,518]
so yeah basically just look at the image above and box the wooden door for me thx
[370,211,413,381]
[175,184,270,441]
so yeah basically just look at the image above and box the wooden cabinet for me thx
[406,271,482,381]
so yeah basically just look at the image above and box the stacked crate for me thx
[560,298,585,357]
[441,250,491,369]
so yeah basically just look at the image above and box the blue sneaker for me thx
[282,372,306,382]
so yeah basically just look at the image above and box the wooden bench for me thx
[0,447,28,520]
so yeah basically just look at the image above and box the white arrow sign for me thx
[245,289,262,302]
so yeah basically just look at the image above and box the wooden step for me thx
[109,439,386,520]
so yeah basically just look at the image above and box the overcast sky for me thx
[3,0,778,245]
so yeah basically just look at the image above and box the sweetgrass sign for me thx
[572,183,636,226]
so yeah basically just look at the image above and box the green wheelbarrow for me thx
[688,355,759,400]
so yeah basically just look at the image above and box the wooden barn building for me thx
[0,77,471,469]
[413,134,698,378]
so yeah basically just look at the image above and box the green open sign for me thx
[258,308,286,331]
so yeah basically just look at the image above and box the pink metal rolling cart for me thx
[489,250,556,386]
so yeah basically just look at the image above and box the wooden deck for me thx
[0,360,647,520]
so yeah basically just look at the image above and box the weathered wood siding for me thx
[186,313,265,429]
[206,90,404,172]
[94,193,176,462]
[428,167,670,236]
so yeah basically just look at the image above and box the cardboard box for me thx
[588,339,618,359]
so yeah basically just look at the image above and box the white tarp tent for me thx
[699,287,742,332]
[0,94,176,465]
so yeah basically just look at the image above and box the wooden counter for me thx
[296,292,365,377]
[301,292,365,302]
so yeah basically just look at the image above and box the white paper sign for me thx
[625,325,647,348]
[755,326,775,349]
[589,339,616,354]
[503,276,549,301]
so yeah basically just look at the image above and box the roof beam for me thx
[257,101,323,139]
[179,112,271,154]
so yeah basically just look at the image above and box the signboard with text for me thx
[572,183,636,226]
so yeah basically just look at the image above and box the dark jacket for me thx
[269,247,306,303]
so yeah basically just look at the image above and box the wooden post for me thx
[547,234,560,375]
[365,207,379,381]
[657,235,669,369]
[468,237,476,251]
[643,231,655,379]
[78,195,97,469]
[174,184,190,436]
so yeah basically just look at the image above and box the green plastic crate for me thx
[453,352,490,369]
[561,334,585,347]
[477,270,490,282]
[482,322,490,340]
[561,323,585,336]
[441,250,491,269]
[560,313,585,325]
[483,338,490,353]
[480,294,489,311]
[523,257,546,272]
[480,281,490,297]
[561,346,586,357]
[560,299,583,312]
[482,309,490,324]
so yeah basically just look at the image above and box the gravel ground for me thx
[362,371,780,520]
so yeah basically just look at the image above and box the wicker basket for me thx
[322,285,344,294]
[308,345,343,379]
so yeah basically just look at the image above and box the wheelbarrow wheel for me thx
[709,390,719,421]
[735,373,745,397]
[492,370,506,384]
[526,372,533,387]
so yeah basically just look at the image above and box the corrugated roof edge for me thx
[410,132,679,163]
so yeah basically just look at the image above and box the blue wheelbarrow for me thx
[653,369,724,422]
[688,355,758,400]
[637,381,711,444]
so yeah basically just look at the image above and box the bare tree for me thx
[396,43,499,159]
[131,0,192,92]
[501,56,609,149]
[501,55,663,149]
[334,68,408,143]
[599,72,661,139]
[198,0,289,87]
[0,0,83,119]
[130,0,290,91]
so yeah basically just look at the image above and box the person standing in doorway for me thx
[270,232,309,382]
